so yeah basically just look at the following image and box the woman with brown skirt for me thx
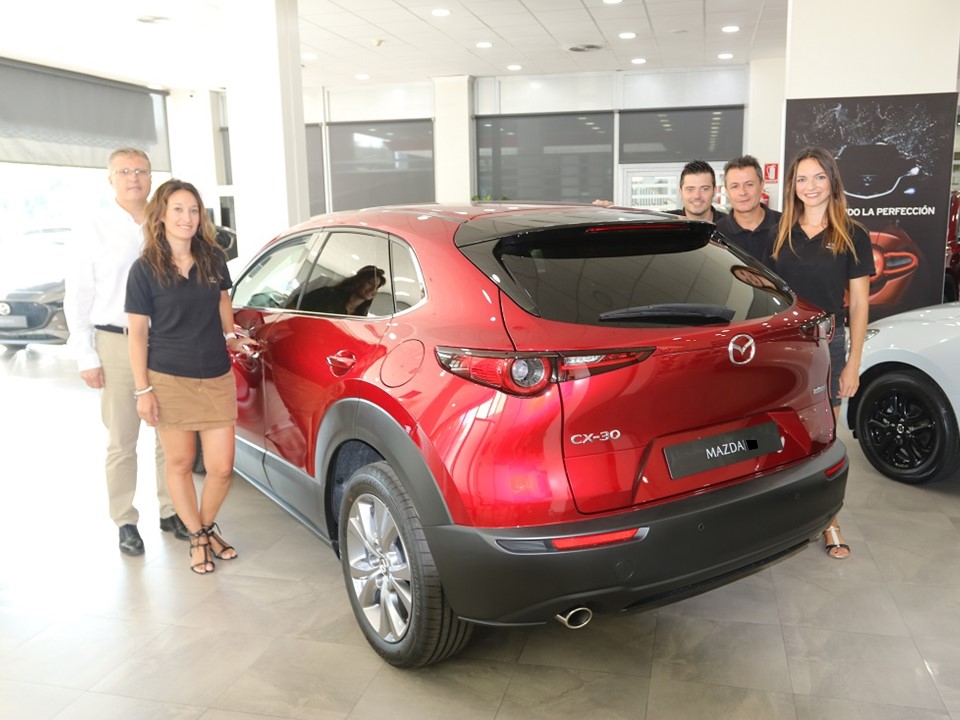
[125,179,256,574]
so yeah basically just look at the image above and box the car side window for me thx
[232,235,315,309]
[391,239,426,312]
[298,231,392,317]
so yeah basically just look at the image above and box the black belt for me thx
[95,324,129,335]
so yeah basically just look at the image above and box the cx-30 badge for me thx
[728,334,756,365]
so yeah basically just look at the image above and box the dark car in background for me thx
[0,228,73,349]
[0,225,237,351]
[227,202,849,667]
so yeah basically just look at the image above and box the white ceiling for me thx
[0,0,788,91]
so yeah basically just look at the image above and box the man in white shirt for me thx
[65,148,188,555]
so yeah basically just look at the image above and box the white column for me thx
[433,76,475,203]
[224,0,309,264]
[745,58,786,210]
[165,90,220,222]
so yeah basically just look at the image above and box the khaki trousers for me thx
[95,329,172,526]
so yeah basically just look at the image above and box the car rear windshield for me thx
[490,225,793,328]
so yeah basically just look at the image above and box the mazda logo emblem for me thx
[0,302,10,316]
[728,334,756,365]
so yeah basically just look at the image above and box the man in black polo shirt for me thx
[666,159,726,223]
[715,155,781,264]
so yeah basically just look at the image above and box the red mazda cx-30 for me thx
[229,203,847,667]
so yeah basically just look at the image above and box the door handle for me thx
[326,351,357,375]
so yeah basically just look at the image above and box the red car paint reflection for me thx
[226,203,848,667]
[867,228,920,305]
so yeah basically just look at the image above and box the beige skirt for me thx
[148,370,238,431]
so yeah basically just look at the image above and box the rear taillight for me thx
[435,347,653,396]
[551,528,643,550]
[800,314,834,342]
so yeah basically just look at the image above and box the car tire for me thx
[338,461,472,667]
[855,369,960,484]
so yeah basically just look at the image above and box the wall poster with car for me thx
[784,91,959,320]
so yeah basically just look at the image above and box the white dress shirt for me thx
[64,200,144,372]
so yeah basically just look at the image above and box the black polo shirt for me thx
[665,207,727,223]
[125,253,233,378]
[768,223,875,316]
[715,206,781,264]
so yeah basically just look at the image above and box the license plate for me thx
[0,315,27,328]
[664,422,783,479]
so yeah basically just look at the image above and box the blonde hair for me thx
[773,146,863,260]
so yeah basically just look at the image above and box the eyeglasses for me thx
[112,168,151,177]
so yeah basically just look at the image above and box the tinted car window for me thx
[495,229,790,328]
[232,235,314,309]
[299,230,392,316]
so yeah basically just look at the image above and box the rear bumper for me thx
[425,440,847,625]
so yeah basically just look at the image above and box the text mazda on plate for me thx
[228,203,848,667]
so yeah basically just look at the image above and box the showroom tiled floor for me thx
[1,344,960,720]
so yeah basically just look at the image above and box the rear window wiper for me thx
[598,303,735,325]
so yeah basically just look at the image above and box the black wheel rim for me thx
[864,387,941,474]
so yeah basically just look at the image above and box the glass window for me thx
[491,227,790,328]
[305,124,327,216]
[327,120,434,211]
[232,235,315,310]
[0,58,170,171]
[299,231,392,317]
[619,107,744,164]
[476,113,614,203]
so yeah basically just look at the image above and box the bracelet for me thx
[133,385,153,398]
[224,332,237,341]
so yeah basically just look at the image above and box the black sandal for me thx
[189,528,215,574]
[204,523,237,560]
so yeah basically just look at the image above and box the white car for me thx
[847,302,960,483]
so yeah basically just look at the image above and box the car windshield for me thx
[0,228,72,290]
[494,227,792,328]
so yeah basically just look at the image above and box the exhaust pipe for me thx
[554,606,593,629]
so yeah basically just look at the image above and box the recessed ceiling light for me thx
[476,41,493,49]
[722,25,740,33]
[631,57,647,65]
[355,73,370,80]
[618,32,636,40]
[507,64,522,71]
[602,0,623,4]
[432,8,450,17]
[717,53,733,60]
[136,15,169,24]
